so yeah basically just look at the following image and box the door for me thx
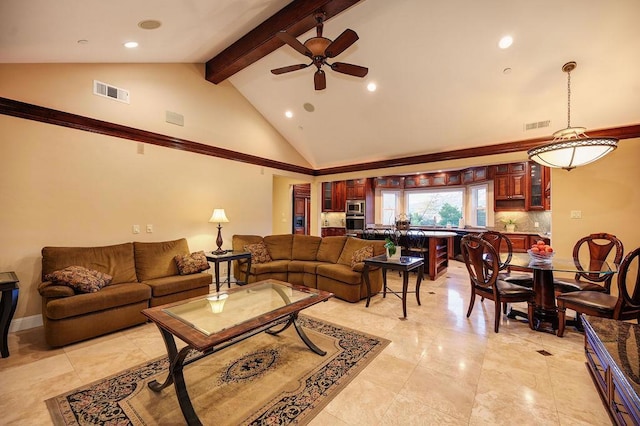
[292,184,311,235]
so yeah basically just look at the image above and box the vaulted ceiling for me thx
[2,0,639,170]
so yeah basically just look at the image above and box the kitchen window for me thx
[470,184,488,227]
[405,189,463,226]
[381,191,400,225]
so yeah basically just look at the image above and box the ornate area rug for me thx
[46,316,389,425]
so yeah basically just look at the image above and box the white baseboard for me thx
[9,314,43,332]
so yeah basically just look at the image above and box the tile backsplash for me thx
[494,211,551,234]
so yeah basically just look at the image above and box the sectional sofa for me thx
[232,234,385,302]
[38,238,212,347]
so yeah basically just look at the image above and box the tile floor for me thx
[0,261,612,425]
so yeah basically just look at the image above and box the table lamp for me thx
[209,208,229,254]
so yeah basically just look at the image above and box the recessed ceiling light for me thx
[138,20,162,30]
[124,41,139,49]
[367,82,377,92]
[499,35,513,49]
[285,111,293,118]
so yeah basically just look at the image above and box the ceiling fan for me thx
[270,12,368,90]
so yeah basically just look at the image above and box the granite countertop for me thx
[584,315,640,397]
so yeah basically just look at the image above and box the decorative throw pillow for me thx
[44,265,112,293]
[174,251,211,275]
[244,242,272,264]
[351,245,374,269]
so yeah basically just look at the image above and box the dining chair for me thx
[403,230,428,262]
[479,230,534,288]
[461,234,535,333]
[556,246,640,337]
[553,233,624,294]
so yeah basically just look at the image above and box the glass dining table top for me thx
[508,252,615,275]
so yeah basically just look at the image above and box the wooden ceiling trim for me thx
[205,0,362,84]
[315,124,640,176]
[0,96,314,175]
[2,97,638,178]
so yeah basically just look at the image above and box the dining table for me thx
[506,252,616,333]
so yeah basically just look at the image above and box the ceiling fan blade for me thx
[271,63,311,75]
[275,31,312,58]
[330,62,369,77]
[314,69,326,90]
[325,29,359,58]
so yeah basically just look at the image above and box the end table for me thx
[205,251,252,292]
[0,271,19,358]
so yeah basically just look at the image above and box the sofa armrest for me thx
[38,281,75,298]
[352,264,380,273]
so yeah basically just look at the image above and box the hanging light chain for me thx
[566,66,571,128]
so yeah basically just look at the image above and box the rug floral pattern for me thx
[47,316,388,425]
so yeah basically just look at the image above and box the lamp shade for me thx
[528,137,618,171]
[209,209,229,223]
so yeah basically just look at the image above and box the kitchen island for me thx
[363,229,456,280]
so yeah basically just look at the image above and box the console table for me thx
[582,315,640,424]
[0,271,20,358]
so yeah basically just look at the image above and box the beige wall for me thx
[0,63,310,324]
[550,138,640,277]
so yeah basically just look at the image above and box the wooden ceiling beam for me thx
[205,0,362,84]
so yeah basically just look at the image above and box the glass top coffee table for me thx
[142,279,333,426]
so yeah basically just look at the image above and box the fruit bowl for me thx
[527,249,554,264]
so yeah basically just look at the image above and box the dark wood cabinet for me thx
[321,227,346,237]
[374,176,405,188]
[498,233,549,253]
[527,161,550,211]
[493,162,527,211]
[583,316,640,425]
[346,178,367,200]
[322,181,346,212]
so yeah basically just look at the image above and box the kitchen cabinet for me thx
[321,227,346,237]
[346,178,367,200]
[527,161,551,211]
[499,233,550,253]
[322,181,346,212]
[492,162,527,211]
[374,176,405,188]
[462,166,488,184]
[404,174,431,188]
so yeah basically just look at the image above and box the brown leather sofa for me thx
[232,234,385,302]
[38,238,212,347]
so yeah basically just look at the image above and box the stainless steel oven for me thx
[346,200,365,215]
[346,215,365,232]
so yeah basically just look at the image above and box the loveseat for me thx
[232,234,386,302]
[38,238,212,347]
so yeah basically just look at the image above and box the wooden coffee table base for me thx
[149,313,324,426]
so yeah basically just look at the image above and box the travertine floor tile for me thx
[0,260,612,425]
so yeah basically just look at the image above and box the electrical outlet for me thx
[570,210,582,219]
[534,222,539,228]
[146,224,153,233]
[132,225,140,234]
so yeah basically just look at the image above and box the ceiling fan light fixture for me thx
[527,61,617,171]
[304,37,331,56]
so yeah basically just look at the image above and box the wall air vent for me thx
[93,80,130,104]
[524,120,550,131]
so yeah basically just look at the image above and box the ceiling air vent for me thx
[93,80,130,104]
[524,120,550,131]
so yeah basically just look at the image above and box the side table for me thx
[362,255,424,318]
[205,251,252,292]
[0,271,20,358]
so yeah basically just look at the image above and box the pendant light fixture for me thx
[528,62,618,171]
